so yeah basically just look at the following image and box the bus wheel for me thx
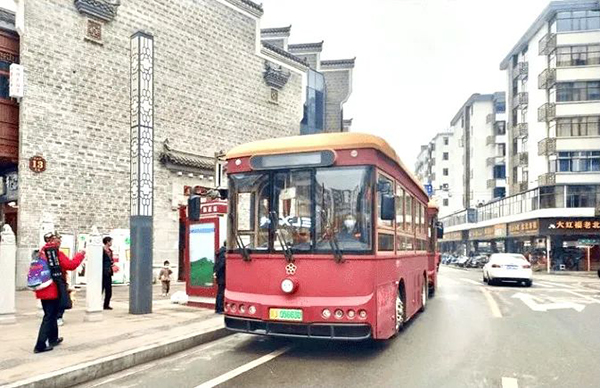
[420,276,428,312]
[395,287,406,334]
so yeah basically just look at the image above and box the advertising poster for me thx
[189,223,215,287]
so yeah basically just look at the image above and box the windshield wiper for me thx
[228,213,250,261]
[320,209,344,264]
[269,211,294,263]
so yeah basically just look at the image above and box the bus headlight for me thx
[281,278,297,294]
[322,309,331,319]
[248,305,256,315]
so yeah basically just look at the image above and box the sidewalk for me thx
[1,283,227,388]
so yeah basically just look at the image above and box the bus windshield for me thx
[228,166,373,253]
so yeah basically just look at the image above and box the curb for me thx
[4,324,231,388]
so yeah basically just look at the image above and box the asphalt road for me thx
[81,267,600,388]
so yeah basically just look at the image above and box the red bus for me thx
[223,133,442,340]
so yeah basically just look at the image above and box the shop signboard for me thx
[578,239,600,246]
[469,224,506,240]
[441,231,463,242]
[508,219,539,237]
[540,218,600,235]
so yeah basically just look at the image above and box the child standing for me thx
[159,261,173,297]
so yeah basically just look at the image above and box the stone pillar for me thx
[85,226,103,322]
[0,225,17,324]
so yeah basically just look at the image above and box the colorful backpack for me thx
[27,251,53,291]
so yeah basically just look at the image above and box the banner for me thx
[189,223,216,287]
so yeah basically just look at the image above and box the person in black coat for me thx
[102,237,114,310]
[213,241,226,314]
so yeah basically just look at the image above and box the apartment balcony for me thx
[486,113,494,124]
[538,33,556,55]
[486,155,505,166]
[512,92,528,108]
[486,135,495,146]
[518,182,529,193]
[514,62,528,80]
[512,152,528,167]
[516,122,528,138]
[538,103,556,122]
[538,138,557,156]
[538,172,556,187]
[538,68,556,89]
[487,179,505,189]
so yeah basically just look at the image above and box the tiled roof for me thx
[160,146,214,171]
[0,9,15,32]
[262,42,309,67]
[74,0,118,22]
[321,58,356,68]
[261,26,291,35]
[288,41,324,52]
[240,0,263,12]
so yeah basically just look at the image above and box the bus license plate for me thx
[269,308,303,322]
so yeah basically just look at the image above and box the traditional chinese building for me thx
[0,0,355,288]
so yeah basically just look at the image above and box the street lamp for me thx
[130,31,154,314]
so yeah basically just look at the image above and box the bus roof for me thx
[226,132,425,197]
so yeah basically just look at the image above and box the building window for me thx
[443,198,449,206]
[556,116,600,137]
[540,186,565,208]
[493,187,506,199]
[300,69,326,135]
[512,167,518,184]
[493,165,506,179]
[554,10,600,32]
[495,100,506,113]
[512,138,518,155]
[555,45,600,67]
[566,185,598,208]
[551,151,600,172]
[555,81,600,102]
[443,137,449,146]
[495,121,506,135]
[498,143,506,157]
[443,168,449,176]
[442,152,449,161]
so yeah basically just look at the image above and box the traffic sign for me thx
[424,184,433,197]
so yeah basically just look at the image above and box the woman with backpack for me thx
[32,231,85,353]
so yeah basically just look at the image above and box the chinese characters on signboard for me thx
[546,220,600,231]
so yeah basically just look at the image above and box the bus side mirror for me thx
[381,195,395,221]
[436,222,444,239]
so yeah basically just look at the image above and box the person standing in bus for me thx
[213,241,226,314]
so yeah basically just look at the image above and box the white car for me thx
[483,253,532,287]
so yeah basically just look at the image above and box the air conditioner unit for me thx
[442,184,449,190]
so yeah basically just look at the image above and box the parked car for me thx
[456,256,469,267]
[467,255,488,268]
[483,253,532,287]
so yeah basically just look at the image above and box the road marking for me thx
[532,282,553,288]
[536,281,577,289]
[511,292,585,312]
[88,363,157,387]
[460,278,482,286]
[194,346,292,388]
[502,377,519,388]
[566,290,600,303]
[480,288,502,318]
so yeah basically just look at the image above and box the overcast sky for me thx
[260,0,552,166]
[0,0,555,168]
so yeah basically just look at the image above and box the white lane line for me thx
[536,281,577,289]
[88,363,157,387]
[532,282,553,288]
[460,278,483,286]
[567,290,600,303]
[502,377,519,388]
[480,288,503,318]
[194,346,292,388]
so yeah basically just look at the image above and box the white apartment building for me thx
[500,0,600,197]
[449,93,508,209]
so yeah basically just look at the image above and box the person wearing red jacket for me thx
[34,232,85,353]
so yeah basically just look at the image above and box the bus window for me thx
[405,195,413,231]
[229,173,270,250]
[396,186,405,230]
[377,174,394,228]
[378,233,394,251]
[273,170,313,251]
[315,167,373,251]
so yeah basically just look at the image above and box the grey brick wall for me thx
[323,70,351,132]
[15,0,303,285]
